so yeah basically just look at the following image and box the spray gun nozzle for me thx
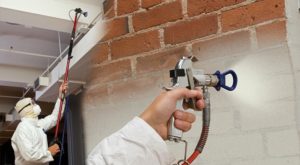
[214,70,238,91]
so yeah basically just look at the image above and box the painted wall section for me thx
[81,0,300,164]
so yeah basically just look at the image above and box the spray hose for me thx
[182,86,210,165]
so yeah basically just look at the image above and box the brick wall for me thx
[82,0,300,164]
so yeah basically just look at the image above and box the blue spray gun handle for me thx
[214,70,238,91]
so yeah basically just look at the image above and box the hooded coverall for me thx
[11,98,65,165]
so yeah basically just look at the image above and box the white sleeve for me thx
[13,124,54,163]
[86,117,175,165]
[38,98,66,131]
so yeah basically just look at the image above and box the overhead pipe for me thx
[0,48,56,59]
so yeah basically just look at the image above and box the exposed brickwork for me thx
[89,59,132,84]
[164,14,218,44]
[117,0,139,16]
[136,47,189,74]
[103,0,115,19]
[101,17,129,42]
[142,0,162,9]
[221,0,285,32]
[90,43,109,65]
[111,30,160,59]
[188,0,246,17]
[256,21,287,48]
[133,0,183,31]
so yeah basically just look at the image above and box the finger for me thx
[174,119,192,132]
[196,99,205,110]
[194,87,203,100]
[173,110,196,123]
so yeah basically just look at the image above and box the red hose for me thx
[183,150,200,165]
[182,125,209,165]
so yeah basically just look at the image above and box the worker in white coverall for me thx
[11,82,68,165]
[87,88,205,165]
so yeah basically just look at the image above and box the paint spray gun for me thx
[165,56,238,165]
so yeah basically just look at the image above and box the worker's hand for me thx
[48,143,60,156]
[59,82,68,99]
[140,88,205,140]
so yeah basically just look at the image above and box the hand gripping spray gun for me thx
[166,56,238,165]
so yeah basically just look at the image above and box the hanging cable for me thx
[58,96,70,165]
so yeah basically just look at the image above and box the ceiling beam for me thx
[0,65,43,87]
[35,18,106,102]
[0,48,57,59]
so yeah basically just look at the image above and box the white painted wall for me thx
[82,42,300,164]
[286,0,300,134]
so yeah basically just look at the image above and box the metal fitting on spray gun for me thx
[166,56,238,165]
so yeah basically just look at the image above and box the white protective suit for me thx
[11,98,65,165]
[87,117,176,165]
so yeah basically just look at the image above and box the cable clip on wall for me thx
[164,56,238,165]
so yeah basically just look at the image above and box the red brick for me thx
[142,0,162,8]
[188,0,246,17]
[133,0,183,31]
[111,30,160,59]
[221,0,285,32]
[89,60,132,84]
[117,0,139,16]
[90,43,109,65]
[103,0,115,19]
[164,14,218,45]
[256,21,286,48]
[104,8,115,19]
[136,47,189,74]
[192,31,251,61]
[101,17,129,41]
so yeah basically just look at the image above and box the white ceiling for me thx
[0,0,105,145]
[0,21,70,69]
[0,0,103,104]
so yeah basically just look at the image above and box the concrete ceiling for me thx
[0,0,104,145]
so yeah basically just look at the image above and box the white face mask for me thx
[33,104,41,116]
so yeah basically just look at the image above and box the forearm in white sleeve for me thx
[86,117,175,165]
[37,98,66,131]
